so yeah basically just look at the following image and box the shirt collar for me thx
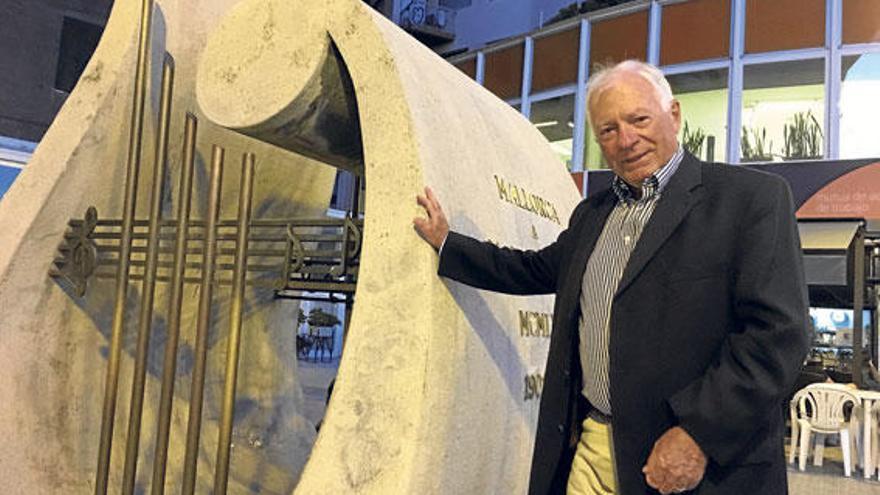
[611,146,684,204]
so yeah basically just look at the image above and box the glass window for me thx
[668,69,729,163]
[582,110,606,171]
[529,94,575,171]
[0,165,21,199]
[840,53,880,159]
[580,69,728,170]
[741,59,825,162]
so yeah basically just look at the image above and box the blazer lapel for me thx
[558,189,616,318]
[615,154,704,297]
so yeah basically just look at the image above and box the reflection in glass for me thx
[529,94,576,171]
[840,53,880,159]
[581,69,729,170]
[668,69,729,163]
[742,59,825,162]
[582,108,606,171]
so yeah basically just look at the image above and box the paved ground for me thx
[297,357,339,428]
[787,439,880,494]
[297,359,879,493]
[790,467,880,494]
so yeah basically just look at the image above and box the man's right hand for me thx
[413,186,449,251]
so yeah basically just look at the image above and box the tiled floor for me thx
[297,358,339,427]
[298,360,879,494]
[790,469,880,495]
[787,441,880,494]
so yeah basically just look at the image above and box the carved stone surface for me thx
[0,0,581,493]
[198,1,581,494]
[0,0,334,493]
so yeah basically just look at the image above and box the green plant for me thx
[783,110,823,160]
[546,1,628,25]
[307,307,341,328]
[741,126,774,162]
[681,121,706,159]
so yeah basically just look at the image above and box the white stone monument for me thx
[0,0,582,493]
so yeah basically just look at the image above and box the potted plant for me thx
[306,308,341,362]
[783,110,823,160]
[682,121,707,160]
[741,126,774,162]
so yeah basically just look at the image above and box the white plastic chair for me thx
[871,400,880,480]
[788,387,808,465]
[794,383,861,476]
[789,383,861,468]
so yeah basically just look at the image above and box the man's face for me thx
[589,73,681,187]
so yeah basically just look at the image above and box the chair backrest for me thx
[795,383,860,433]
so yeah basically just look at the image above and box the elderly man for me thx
[414,60,809,494]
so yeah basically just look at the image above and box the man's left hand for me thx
[642,426,707,494]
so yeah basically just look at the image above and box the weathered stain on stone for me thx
[81,61,104,84]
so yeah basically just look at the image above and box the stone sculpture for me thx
[0,0,581,493]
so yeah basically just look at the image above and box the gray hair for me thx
[586,60,674,117]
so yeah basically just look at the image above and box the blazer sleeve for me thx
[437,201,589,295]
[667,175,811,466]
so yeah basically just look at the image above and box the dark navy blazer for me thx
[439,153,810,494]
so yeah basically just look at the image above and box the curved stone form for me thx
[0,0,334,493]
[197,9,363,173]
[198,1,581,494]
[0,0,582,492]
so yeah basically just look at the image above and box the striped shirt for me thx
[579,147,684,416]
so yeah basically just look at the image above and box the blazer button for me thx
[557,423,565,433]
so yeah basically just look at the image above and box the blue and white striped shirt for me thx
[579,147,684,416]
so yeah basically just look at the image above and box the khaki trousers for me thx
[566,416,617,495]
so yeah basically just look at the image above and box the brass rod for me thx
[121,53,174,495]
[93,273,340,291]
[150,113,198,495]
[89,218,361,228]
[95,0,154,492]
[96,260,286,272]
[91,232,339,242]
[214,153,256,494]
[91,232,347,243]
[181,146,224,495]
[97,245,290,257]
[94,260,356,276]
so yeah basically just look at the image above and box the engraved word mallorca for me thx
[493,175,561,225]
[519,310,552,338]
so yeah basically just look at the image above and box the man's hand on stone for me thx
[642,426,707,494]
[413,186,449,251]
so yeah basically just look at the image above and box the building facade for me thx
[0,0,113,197]
[435,0,880,194]
[4,1,880,198]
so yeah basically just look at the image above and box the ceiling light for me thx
[534,120,558,128]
